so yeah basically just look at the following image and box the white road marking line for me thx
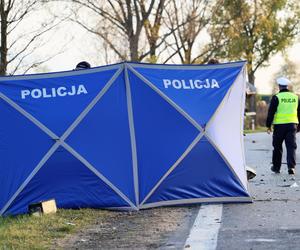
[184,204,223,250]
[245,239,277,242]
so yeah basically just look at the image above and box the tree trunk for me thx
[248,70,256,113]
[148,42,158,63]
[129,35,139,62]
[184,47,192,64]
[248,71,255,85]
[0,4,7,75]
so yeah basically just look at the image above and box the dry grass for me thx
[0,209,107,249]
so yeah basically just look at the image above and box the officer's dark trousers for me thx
[272,123,297,170]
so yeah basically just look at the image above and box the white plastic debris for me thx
[290,182,299,188]
[65,222,76,226]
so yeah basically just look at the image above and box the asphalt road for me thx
[216,132,300,250]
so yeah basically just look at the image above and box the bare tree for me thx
[140,0,168,63]
[163,0,223,64]
[68,0,169,62]
[0,0,64,75]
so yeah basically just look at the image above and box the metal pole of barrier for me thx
[251,118,255,131]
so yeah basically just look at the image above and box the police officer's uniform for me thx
[266,77,300,175]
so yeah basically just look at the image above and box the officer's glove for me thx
[267,127,272,134]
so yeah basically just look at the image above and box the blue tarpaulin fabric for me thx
[0,62,251,216]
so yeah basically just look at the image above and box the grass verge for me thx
[0,209,108,249]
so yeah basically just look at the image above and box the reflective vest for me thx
[273,92,298,124]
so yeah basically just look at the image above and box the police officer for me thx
[75,61,91,70]
[207,58,220,64]
[266,77,300,175]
